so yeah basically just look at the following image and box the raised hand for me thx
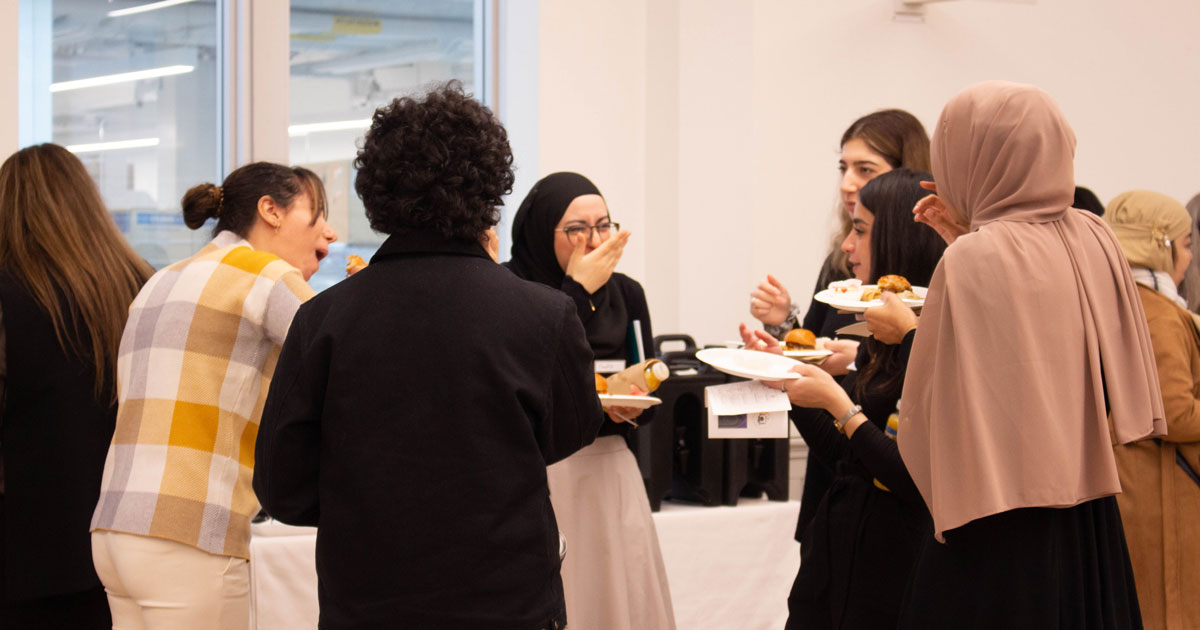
[739,322,783,356]
[566,231,631,293]
[749,274,792,326]
[913,181,968,245]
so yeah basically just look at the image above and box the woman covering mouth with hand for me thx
[506,172,676,630]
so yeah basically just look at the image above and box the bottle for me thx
[605,359,670,395]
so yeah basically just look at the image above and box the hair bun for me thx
[181,182,222,230]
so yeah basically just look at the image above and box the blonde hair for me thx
[0,144,154,399]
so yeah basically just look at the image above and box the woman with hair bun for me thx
[90,162,336,629]
[0,143,153,629]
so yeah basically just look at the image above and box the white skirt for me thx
[548,435,676,630]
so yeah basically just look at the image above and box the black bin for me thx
[627,335,728,510]
[722,437,790,506]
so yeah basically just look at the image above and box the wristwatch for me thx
[834,404,863,434]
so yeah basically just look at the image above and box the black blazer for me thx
[254,229,605,630]
[0,274,116,601]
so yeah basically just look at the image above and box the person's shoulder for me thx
[1138,285,1187,328]
[609,272,646,296]
[503,269,575,309]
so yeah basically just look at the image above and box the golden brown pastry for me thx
[595,373,609,394]
[861,274,916,301]
[877,274,912,293]
[346,254,367,275]
[783,328,817,351]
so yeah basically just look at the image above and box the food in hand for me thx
[861,274,918,301]
[346,255,367,275]
[782,328,817,352]
[595,373,609,394]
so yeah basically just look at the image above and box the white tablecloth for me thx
[250,498,800,630]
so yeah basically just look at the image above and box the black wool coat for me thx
[254,229,605,630]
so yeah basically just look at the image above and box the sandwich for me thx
[782,328,817,352]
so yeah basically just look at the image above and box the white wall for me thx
[528,0,1200,346]
[534,0,649,283]
[1,0,17,156]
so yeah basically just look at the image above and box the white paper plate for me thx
[695,348,804,381]
[814,285,927,313]
[783,349,834,363]
[598,394,663,409]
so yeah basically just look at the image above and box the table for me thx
[249,498,800,630]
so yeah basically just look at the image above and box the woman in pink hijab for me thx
[868,81,1166,628]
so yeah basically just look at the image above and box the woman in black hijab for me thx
[507,172,675,630]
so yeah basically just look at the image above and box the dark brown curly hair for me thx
[354,81,514,241]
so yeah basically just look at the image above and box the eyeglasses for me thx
[556,222,621,242]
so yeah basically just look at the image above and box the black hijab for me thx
[508,172,630,359]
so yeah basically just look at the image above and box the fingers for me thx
[920,181,937,192]
[767,274,788,294]
[757,280,781,298]
[913,193,941,216]
[793,363,821,376]
[586,231,629,266]
[750,288,778,305]
[738,322,756,346]
[569,233,588,264]
[753,330,780,348]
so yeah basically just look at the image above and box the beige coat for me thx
[1116,285,1200,630]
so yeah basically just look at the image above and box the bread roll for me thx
[783,328,817,351]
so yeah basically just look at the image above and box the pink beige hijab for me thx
[898,81,1166,541]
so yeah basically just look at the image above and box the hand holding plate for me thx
[864,292,918,345]
[819,339,859,376]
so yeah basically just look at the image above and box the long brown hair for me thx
[0,144,154,400]
[825,109,932,279]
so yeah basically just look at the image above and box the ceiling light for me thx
[50,65,195,93]
[107,0,198,18]
[67,138,161,153]
[288,119,372,137]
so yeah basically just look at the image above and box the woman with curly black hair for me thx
[506,172,676,630]
[254,82,606,629]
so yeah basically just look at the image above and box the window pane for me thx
[19,0,222,269]
[289,0,480,291]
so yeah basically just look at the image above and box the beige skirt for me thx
[548,435,676,630]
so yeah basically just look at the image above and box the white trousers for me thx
[91,530,250,630]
